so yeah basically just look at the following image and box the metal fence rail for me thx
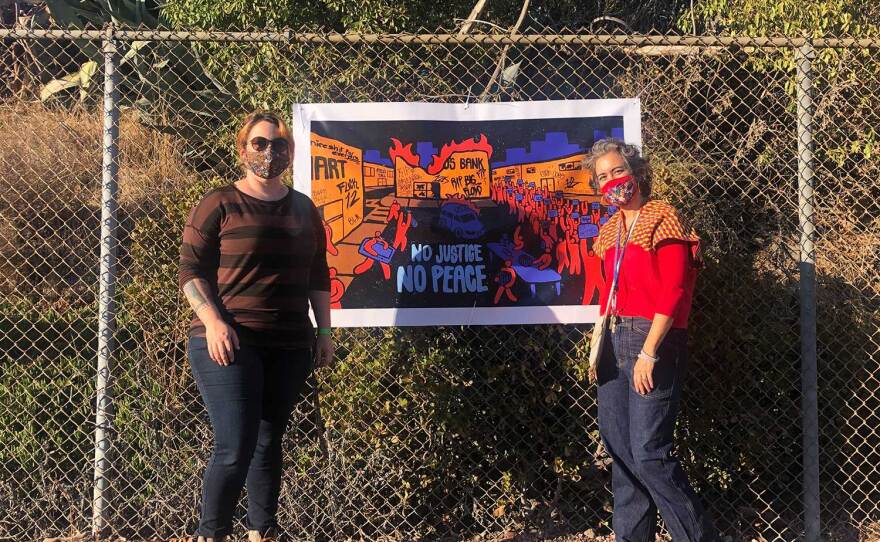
[0,25,878,542]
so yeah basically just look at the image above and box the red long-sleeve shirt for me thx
[595,200,701,329]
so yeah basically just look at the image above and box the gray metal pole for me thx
[795,43,820,542]
[93,32,119,538]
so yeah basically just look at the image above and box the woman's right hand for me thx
[204,317,240,366]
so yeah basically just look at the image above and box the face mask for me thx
[600,174,637,206]
[243,148,290,179]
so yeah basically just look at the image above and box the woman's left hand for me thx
[633,357,654,395]
[314,334,335,369]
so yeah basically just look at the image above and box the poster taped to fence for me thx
[292,99,641,327]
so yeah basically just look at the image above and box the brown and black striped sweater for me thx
[178,184,330,348]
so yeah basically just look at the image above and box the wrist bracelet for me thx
[317,327,332,336]
[639,349,658,362]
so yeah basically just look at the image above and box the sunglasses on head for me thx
[249,136,289,153]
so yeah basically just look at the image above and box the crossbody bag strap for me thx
[605,210,640,317]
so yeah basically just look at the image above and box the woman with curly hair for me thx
[587,138,718,542]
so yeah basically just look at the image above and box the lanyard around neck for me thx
[608,210,640,316]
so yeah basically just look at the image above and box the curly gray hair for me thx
[582,138,652,199]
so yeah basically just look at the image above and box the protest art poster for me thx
[292,99,641,326]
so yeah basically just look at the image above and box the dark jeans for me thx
[596,316,717,542]
[187,337,313,538]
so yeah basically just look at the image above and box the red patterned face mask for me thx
[600,174,637,206]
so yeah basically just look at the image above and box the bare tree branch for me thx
[458,0,489,35]
[479,0,530,101]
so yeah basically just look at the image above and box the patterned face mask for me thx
[243,148,290,179]
[600,174,637,206]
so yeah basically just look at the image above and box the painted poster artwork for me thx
[292,99,641,326]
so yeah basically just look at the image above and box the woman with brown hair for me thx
[587,138,718,541]
[178,111,333,542]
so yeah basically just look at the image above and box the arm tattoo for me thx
[183,280,212,315]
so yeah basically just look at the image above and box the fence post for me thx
[93,28,120,538]
[795,42,820,542]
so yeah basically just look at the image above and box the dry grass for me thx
[861,522,880,542]
[0,102,195,306]
[816,212,880,299]
[0,102,194,209]
[0,103,101,208]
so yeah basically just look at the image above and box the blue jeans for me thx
[597,316,717,542]
[187,337,313,538]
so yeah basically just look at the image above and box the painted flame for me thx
[426,134,493,175]
[388,137,420,168]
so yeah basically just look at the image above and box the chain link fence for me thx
[0,22,878,542]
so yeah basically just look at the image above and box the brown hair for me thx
[235,111,294,157]
[583,138,652,199]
